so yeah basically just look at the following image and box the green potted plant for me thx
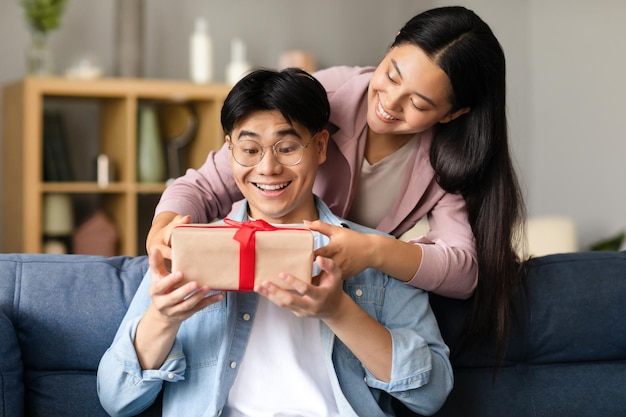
[20,0,69,75]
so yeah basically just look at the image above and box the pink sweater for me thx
[155,66,477,298]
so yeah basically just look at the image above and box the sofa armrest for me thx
[0,254,152,417]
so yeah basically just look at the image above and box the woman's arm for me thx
[306,191,478,299]
[146,143,243,258]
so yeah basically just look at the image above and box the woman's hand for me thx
[306,219,423,283]
[304,220,375,279]
[255,256,348,319]
[146,213,191,268]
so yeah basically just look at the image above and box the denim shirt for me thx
[97,197,453,417]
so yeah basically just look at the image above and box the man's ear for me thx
[315,130,330,164]
[439,106,471,124]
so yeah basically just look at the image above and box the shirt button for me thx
[230,361,237,369]
[243,313,251,321]
[355,288,363,297]
[167,373,175,380]
[217,410,222,416]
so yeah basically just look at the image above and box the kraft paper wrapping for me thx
[171,220,314,291]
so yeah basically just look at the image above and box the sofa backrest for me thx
[0,254,157,417]
[2,251,625,417]
[427,250,626,417]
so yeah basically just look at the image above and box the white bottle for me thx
[189,17,213,83]
[226,37,252,85]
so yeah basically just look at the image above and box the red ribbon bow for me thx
[223,218,278,291]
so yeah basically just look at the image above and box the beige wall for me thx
[1,0,625,251]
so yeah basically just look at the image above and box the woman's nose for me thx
[383,88,404,111]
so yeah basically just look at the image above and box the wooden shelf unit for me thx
[2,77,231,255]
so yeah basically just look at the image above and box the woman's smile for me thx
[376,100,400,122]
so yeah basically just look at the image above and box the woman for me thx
[148,6,525,356]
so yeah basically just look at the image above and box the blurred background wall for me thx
[1,0,625,251]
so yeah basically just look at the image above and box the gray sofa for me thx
[1,251,625,417]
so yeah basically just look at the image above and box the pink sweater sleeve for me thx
[406,192,478,299]
[154,142,243,223]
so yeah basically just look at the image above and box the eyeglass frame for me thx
[227,133,317,167]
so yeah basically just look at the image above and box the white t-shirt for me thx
[223,297,341,417]
[223,227,340,417]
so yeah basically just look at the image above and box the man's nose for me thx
[256,148,283,174]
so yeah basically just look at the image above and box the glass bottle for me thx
[27,31,53,76]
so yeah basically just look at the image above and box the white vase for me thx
[42,193,74,254]
[42,193,73,236]
[137,105,166,183]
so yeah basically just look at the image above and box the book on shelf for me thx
[42,111,74,182]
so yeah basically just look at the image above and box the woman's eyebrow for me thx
[391,59,437,108]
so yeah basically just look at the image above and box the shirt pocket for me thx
[180,295,227,368]
[334,284,385,360]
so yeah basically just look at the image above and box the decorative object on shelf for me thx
[189,16,213,83]
[95,154,115,188]
[42,111,73,182]
[279,50,317,74]
[158,103,198,180]
[64,54,103,79]
[20,0,69,76]
[42,193,74,254]
[2,76,230,255]
[114,0,143,77]
[72,210,119,256]
[137,104,166,183]
[225,37,252,85]
[27,30,53,76]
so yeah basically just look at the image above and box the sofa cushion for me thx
[429,251,626,417]
[0,271,24,417]
[0,254,152,417]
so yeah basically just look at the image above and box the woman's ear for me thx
[439,106,471,124]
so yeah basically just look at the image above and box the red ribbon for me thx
[224,218,278,291]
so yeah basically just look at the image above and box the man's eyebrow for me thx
[236,130,260,140]
[276,127,302,138]
[235,127,302,140]
[391,58,437,108]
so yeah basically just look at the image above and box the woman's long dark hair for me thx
[393,6,526,363]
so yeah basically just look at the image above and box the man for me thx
[97,68,452,417]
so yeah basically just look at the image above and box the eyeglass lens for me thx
[232,139,307,167]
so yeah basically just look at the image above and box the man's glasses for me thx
[228,137,312,167]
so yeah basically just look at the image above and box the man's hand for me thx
[134,248,224,370]
[254,256,348,319]
[147,247,222,323]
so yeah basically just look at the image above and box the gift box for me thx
[171,219,314,291]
